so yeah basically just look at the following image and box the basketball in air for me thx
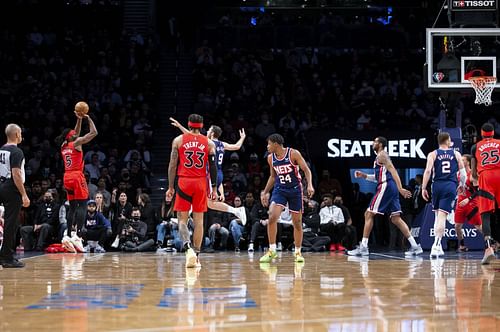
[75,101,89,115]
[432,72,445,83]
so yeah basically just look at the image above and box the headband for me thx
[188,121,203,129]
[481,129,494,137]
[65,130,76,140]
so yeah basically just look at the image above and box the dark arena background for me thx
[1,0,500,331]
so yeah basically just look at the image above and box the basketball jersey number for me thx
[480,149,500,167]
[441,161,451,174]
[0,152,5,164]
[184,151,205,169]
[217,153,224,166]
[64,154,72,168]
[279,174,292,184]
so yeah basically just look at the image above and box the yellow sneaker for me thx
[185,248,197,268]
[259,250,277,263]
[294,251,305,263]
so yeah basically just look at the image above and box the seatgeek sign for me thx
[451,0,498,10]
[306,131,435,168]
[327,138,426,159]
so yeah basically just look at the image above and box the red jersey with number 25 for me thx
[61,141,84,172]
[177,133,209,178]
[475,138,500,174]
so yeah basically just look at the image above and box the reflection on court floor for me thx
[0,251,499,331]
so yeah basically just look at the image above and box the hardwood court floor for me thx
[1,251,500,332]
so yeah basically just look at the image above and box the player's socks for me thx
[269,243,277,252]
[407,236,418,248]
[361,238,368,247]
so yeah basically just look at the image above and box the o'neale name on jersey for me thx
[478,142,500,152]
[62,148,72,154]
[274,165,293,175]
[183,141,206,150]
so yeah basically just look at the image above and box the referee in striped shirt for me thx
[0,124,30,268]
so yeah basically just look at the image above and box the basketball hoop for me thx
[468,76,496,106]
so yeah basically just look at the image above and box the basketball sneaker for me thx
[259,249,278,263]
[235,207,247,226]
[247,243,254,252]
[481,247,496,265]
[294,251,305,263]
[94,244,106,253]
[185,248,197,268]
[70,235,85,253]
[347,244,369,256]
[405,244,423,256]
[430,245,444,258]
[62,235,76,253]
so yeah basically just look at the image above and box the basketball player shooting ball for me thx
[56,102,98,253]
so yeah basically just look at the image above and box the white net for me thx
[468,76,496,106]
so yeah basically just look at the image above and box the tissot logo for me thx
[452,0,496,9]
[327,138,427,159]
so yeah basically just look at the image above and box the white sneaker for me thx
[247,243,254,252]
[70,235,85,253]
[235,207,247,226]
[111,235,120,248]
[481,247,496,265]
[347,244,369,256]
[405,244,423,256]
[430,245,444,258]
[62,236,76,253]
[94,244,106,253]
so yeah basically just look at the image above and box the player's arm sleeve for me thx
[209,153,218,188]
[10,148,23,169]
[470,144,478,179]
[459,167,467,187]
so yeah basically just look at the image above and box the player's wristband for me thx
[365,174,377,183]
